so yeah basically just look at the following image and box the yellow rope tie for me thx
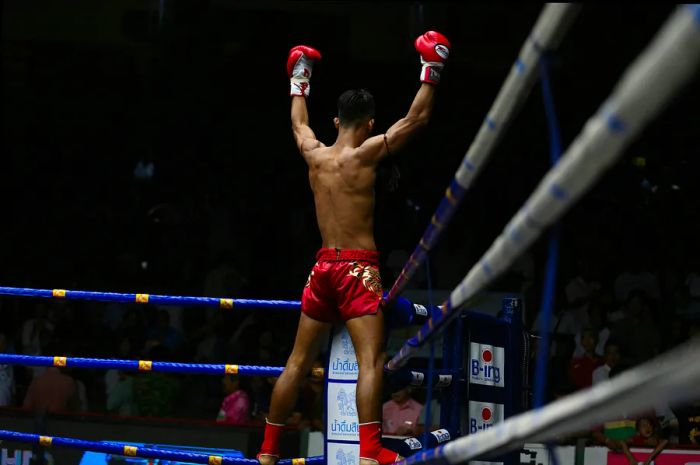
[220,299,234,310]
[225,364,238,375]
[445,187,457,205]
[419,238,430,250]
[138,360,153,371]
[39,436,53,447]
[135,294,149,304]
[431,216,444,229]
[208,455,223,465]
[123,446,138,457]
[52,289,66,298]
[53,356,67,367]
[293,459,306,465]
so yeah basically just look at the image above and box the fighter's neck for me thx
[333,129,365,148]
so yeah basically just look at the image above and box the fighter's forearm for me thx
[291,96,310,128]
[404,83,435,125]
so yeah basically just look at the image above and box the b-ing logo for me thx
[335,448,356,465]
[337,388,357,416]
[469,343,505,387]
[468,401,503,434]
[430,429,451,444]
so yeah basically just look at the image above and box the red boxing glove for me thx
[287,45,322,97]
[414,31,451,84]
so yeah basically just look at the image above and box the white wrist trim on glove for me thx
[290,79,310,97]
[420,61,444,84]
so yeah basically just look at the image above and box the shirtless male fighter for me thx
[258,31,450,465]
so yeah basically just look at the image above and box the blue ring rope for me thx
[0,430,322,465]
[0,353,285,377]
[0,286,300,310]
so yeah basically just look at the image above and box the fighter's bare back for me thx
[304,144,379,251]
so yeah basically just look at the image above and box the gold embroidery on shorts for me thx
[305,270,314,288]
[348,262,383,296]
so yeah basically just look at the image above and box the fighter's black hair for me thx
[337,89,375,127]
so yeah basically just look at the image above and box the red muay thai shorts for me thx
[301,248,383,322]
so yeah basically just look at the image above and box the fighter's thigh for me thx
[288,312,332,366]
[344,312,385,365]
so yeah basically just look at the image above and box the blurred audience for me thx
[216,374,250,425]
[383,387,423,436]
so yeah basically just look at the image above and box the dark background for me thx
[1,1,699,417]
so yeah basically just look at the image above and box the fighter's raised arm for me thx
[358,31,451,165]
[287,46,324,157]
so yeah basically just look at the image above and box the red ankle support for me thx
[359,422,399,465]
[258,420,284,459]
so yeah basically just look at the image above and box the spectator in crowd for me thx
[565,257,602,308]
[612,291,660,366]
[22,344,80,412]
[383,387,423,436]
[103,335,138,416]
[547,334,576,399]
[619,415,669,465]
[249,376,272,422]
[573,300,610,358]
[614,260,660,303]
[216,374,250,425]
[146,310,185,353]
[133,344,181,417]
[569,328,604,390]
[115,309,146,354]
[106,371,138,416]
[0,334,15,406]
[298,360,324,431]
[193,311,228,363]
[203,250,249,298]
[21,303,54,356]
[592,340,622,385]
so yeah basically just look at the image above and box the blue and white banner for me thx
[469,342,505,387]
[468,401,504,434]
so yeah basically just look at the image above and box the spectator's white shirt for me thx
[614,271,660,302]
[592,364,611,385]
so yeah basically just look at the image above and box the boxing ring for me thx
[1,3,700,465]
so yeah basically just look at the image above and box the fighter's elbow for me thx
[409,114,430,131]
